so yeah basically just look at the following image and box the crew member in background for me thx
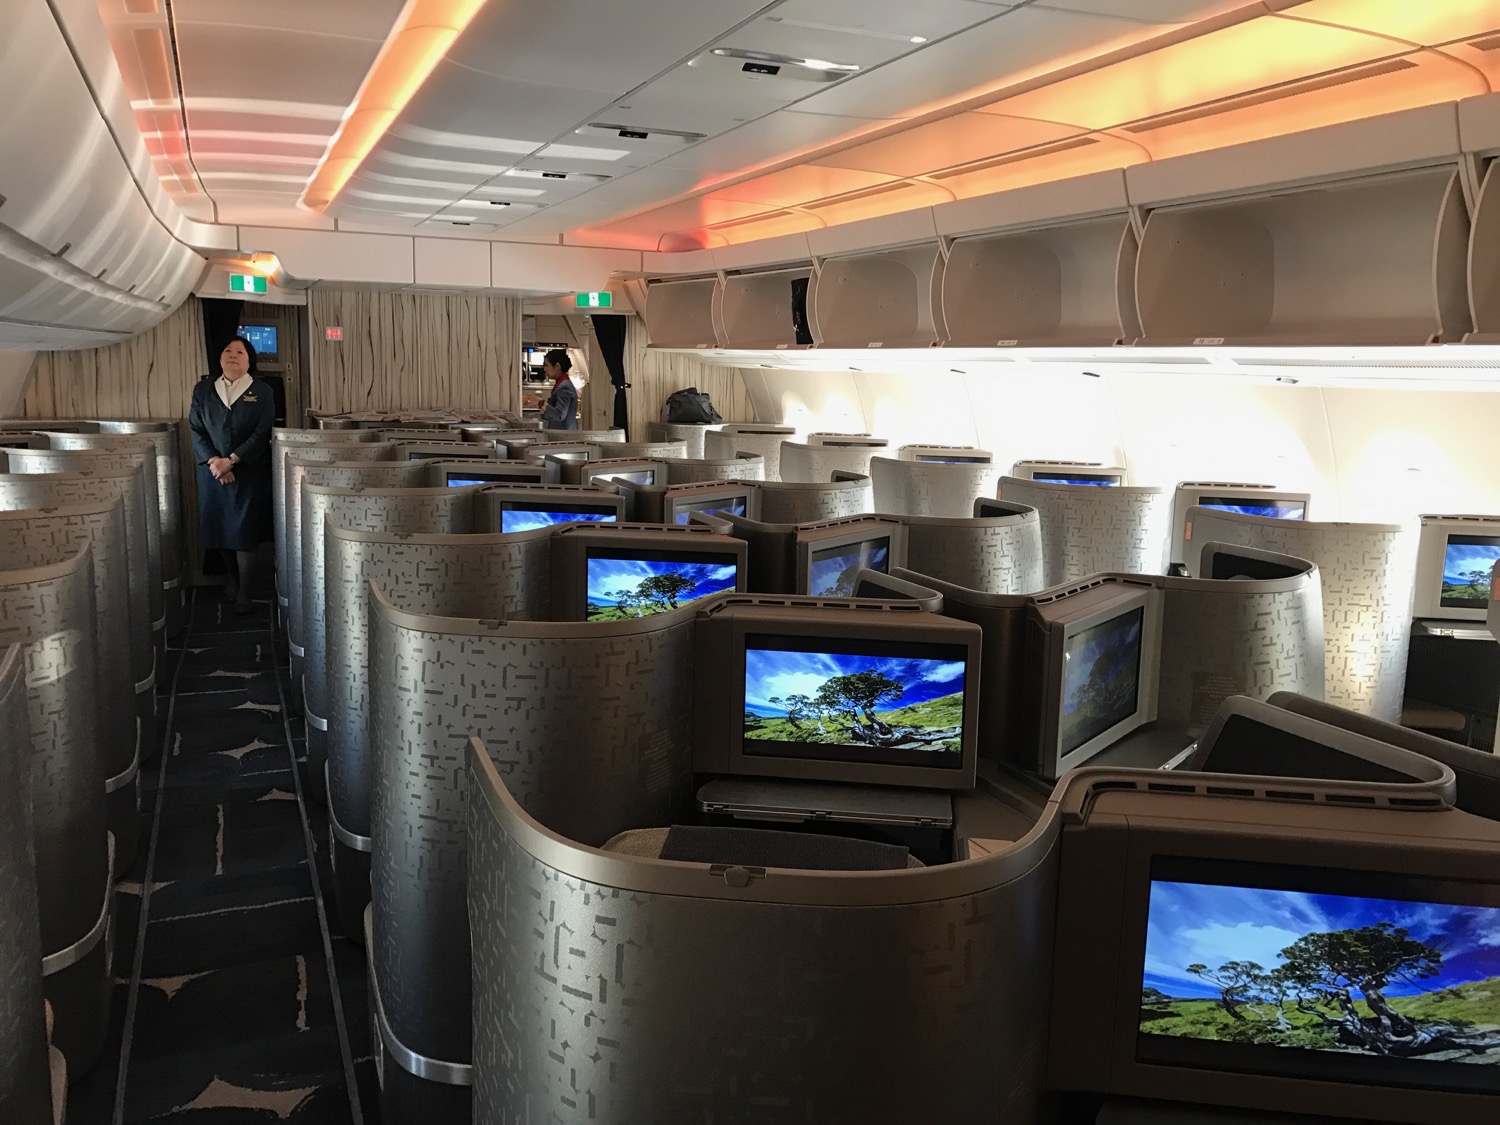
[539,348,580,430]
[189,336,275,614]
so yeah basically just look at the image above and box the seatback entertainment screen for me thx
[584,548,738,621]
[1035,472,1120,487]
[1061,606,1144,755]
[1440,534,1500,610]
[1198,496,1308,520]
[741,635,967,770]
[1139,857,1500,1094]
[807,536,891,598]
[498,503,617,533]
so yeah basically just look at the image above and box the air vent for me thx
[803,181,912,210]
[1123,58,1419,134]
[709,47,858,79]
[1468,32,1500,51]
[706,209,797,231]
[927,135,1099,180]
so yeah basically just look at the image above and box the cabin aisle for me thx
[67,588,375,1124]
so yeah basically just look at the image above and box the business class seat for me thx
[466,739,1056,1125]
[281,455,423,705]
[0,549,113,1080]
[0,472,157,765]
[7,446,167,655]
[753,474,873,523]
[300,484,478,805]
[45,426,186,639]
[870,456,1005,519]
[0,505,140,875]
[366,585,701,1123]
[1186,508,1419,721]
[324,525,554,940]
[0,644,54,1125]
[900,499,1044,595]
[997,476,1173,585]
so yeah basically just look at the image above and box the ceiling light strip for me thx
[301,0,489,213]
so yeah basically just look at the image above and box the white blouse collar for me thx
[216,373,253,409]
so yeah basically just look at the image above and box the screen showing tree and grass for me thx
[741,635,967,769]
[1138,857,1500,1092]
[1060,607,1144,755]
[498,504,617,533]
[807,537,891,598]
[1440,535,1500,610]
[671,496,749,525]
[1034,472,1119,486]
[1198,496,1307,520]
[584,549,738,621]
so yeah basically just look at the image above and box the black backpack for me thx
[664,387,723,424]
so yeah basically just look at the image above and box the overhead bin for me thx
[644,275,720,348]
[1136,166,1472,346]
[942,215,1140,347]
[810,241,945,349]
[717,265,814,349]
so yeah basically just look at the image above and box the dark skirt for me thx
[197,461,272,551]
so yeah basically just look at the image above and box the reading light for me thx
[910,36,928,44]
[301,0,490,213]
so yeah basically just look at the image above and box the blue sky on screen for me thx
[809,541,889,595]
[1444,541,1500,585]
[1143,880,1500,999]
[1038,476,1115,487]
[501,510,616,533]
[1062,614,1141,716]
[586,558,736,606]
[744,648,964,717]
[1202,502,1304,519]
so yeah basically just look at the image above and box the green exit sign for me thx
[575,291,612,309]
[230,273,267,295]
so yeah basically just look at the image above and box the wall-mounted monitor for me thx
[794,519,909,598]
[1411,515,1500,622]
[580,460,666,489]
[486,486,626,534]
[664,482,759,526]
[1023,578,1164,779]
[808,433,888,449]
[237,321,278,360]
[551,526,748,622]
[694,602,981,790]
[1012,459,1125,486]
[900,445,993,465]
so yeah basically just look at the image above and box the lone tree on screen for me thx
[767,693,819,732]
[815,671,904,739]
[1461,565,1492,596]
[1183,922,1500,1056]
[610,572,696,615]
[1187,960,1266,1021]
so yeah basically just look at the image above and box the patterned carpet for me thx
[69,588,378,1124]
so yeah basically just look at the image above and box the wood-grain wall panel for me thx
[624,315,757,437]
[308,288,521,415]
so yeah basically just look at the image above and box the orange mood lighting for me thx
[301,0,489,213]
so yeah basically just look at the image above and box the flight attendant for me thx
[189,336,275,614]
[539,348,580,430]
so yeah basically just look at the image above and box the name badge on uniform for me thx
[243,394,257,402]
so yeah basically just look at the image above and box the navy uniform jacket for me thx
[541,377,579,430]
[189,375,275,550]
